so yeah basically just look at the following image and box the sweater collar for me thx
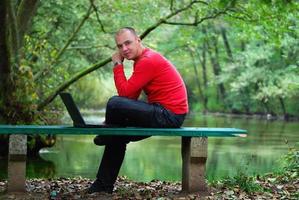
[134,48,149,62]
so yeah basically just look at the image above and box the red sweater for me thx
[113,48,188,114]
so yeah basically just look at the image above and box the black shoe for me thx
[87,179,113,194]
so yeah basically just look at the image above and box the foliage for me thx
[71,73,115,109]
[280,147,299,175]
[220,172,264,193]
[211,148,299,196]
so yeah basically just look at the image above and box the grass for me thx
[210,147,298,195]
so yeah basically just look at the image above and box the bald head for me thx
[114,27,144,61]
[115,27,138,39]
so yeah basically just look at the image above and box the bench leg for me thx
[181,136,208,193]
[7,135,27,193]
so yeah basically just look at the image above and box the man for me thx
[88,27,188,194]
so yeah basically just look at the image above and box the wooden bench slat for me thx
[0,125,247,137]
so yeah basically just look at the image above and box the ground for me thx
[0,173,298,200]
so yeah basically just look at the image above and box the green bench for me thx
[0,125,247,194]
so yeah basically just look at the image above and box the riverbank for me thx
[191,111,299,122]
[1,149,297,200]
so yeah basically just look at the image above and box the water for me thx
[0,112,298,182]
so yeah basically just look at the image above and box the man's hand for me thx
[112,52,124,66]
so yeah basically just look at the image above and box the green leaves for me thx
[1,0,299,119]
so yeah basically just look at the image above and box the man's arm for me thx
[113,58,155,98]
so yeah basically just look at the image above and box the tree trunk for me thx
[0,0,39,122]
[188,47,204,106]
[240,40,246,51]
[206,38,226,103]
[239,40,252,113]
[199,41,208,112]
[0,0,15,120]
[279,97,288,120]
[212,36,226,100]
[220,27,233,62]
[17,0,39,47]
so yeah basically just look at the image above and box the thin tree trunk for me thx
[262,101,270,116]
[239,40,251,114]
[212,36,226,100]
[17,0,39,47]
[188,47,204,105]
[7,0,20,65]
[206,39,226,103]
[198,41,208,112]
[241,88,251,114]
[278,49,289,120]
[220,27,233,62]
[279,97,288,120]
[241,40,246,51]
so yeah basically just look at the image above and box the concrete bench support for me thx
[8,135,27,192]
[181,137,208,193]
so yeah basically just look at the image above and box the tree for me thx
[0,0,39,124]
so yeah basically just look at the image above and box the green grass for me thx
[210,148,298,194]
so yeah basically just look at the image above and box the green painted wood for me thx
[0,125,247,137]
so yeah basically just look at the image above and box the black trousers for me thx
[96,96,186,188]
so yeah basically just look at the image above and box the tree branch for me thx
[140,0,208,39]
[67,44,114,50]
[33,3,93,81]
[170,0,174,12]
[89,0,108,33]
[37,57,111,110]
[162,9,229,26]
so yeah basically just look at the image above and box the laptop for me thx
[59,92,106,128]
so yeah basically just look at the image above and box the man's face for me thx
[115,30,142,60]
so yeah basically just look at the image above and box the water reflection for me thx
[186,114,299,181]
[0,113,298,182]
[27,156,56,179]
[0,155,56,179]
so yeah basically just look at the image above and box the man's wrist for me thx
[113,61,122,66]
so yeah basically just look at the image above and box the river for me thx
[0,112,298,182]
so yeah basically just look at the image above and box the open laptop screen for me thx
[59,92,86,127]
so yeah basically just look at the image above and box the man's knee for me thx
[107,96,120,109]
[106,96,128,111]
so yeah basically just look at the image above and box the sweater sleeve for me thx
[113,59,155,99]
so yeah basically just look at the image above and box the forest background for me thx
[0,0,298,126]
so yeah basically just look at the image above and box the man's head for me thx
[115,27,143,61]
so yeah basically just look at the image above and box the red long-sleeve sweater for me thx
[113,48,188,114]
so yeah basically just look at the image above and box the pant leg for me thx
[96,143,126,188]
[105,96,155,127]
[95,135,148,189]
[94,96,186,190]
[105,96,185,128]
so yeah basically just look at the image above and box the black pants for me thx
[96,96,186,189]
